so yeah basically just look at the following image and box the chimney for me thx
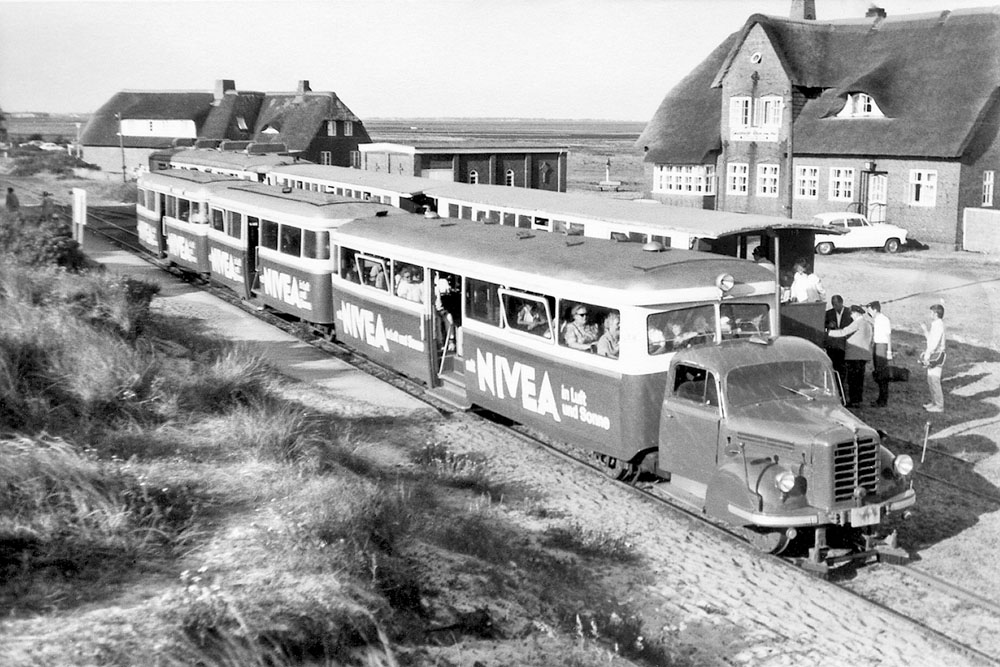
[295,80,311,103]
[214,79,235,104]
[790,0,816,20]
[865,5,887,19]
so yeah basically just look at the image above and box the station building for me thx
[637,1,1000,247]
[80,80,370,179]
[359,142,568,192]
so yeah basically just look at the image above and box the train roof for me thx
[169,149,303,173]
[335,215,775,297]
[427,182,830,239]
[209,183,410,223]
[270,164,439,196]
[141,169,240,186]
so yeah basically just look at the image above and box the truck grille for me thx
[832,438,879,502]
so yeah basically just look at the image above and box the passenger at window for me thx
[395,268,412,295]
[368,264,387,290]
[596,312,620,359]
[400,271,424,303]
[562,305,599,351]
[648,326,667,355]
[789,258,826,303]
[517,302,548,333]
[668,322,699,349]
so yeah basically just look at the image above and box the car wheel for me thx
[816,242,834,255]
[884,238,901,253]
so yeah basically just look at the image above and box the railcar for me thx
[328,216,914,568]
[200,183,410,317]
[265,164,439,213]
[136,170,239,260]
[152,148,306,182]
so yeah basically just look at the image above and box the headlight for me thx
[775,469,797,493]
[893,454,914,476]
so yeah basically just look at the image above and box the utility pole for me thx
[116,112,126,183]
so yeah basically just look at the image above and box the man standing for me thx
[789,258,826,303]
[920,304,947,412]
[866,301,892,407]
[825,295,850,383]
[827,305,873,408]
[5,186,19,212]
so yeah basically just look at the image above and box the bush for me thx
[8,150,98,176]
[0,211,87,270]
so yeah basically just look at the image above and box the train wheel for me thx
[593,453,638,483]
[743,527,793,555]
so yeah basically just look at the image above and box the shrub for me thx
[8,150,98,177]
[0,211,87,270]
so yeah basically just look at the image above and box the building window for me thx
[468,169,479,185]
[909,170,937,207]
[730,96,751,129]
[349,150,360,169]
[795,166,819,199]
[829,168,855,202]
[756,164,779,197]
[758,96,783,127]
[505,169,515,186]
[984,171,994,207]
[320,151,332,166]
[653,165,716,195]
[727,163,749,195]
[344,121,353,137]
[326,121,336,136]
[236,116,248,132]
[837,92,884,118]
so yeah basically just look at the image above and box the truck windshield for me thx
[727,360,838,408]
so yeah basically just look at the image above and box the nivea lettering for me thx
[476,349,560,422]
[261,267,312,311]
[166,233,197,263]
[209,248,243,282]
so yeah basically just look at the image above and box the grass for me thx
[0,217,684,667]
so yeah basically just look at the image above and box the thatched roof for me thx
[639,7,1000,162]
[81,91,214,148]
[253,92,364,152]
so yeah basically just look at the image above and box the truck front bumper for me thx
[728,487,916,528]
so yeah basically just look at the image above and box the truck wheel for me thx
[815,242,834,256]
[884,238,901,253]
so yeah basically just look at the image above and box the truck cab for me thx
[656,336,915,556]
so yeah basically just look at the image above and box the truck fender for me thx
[705,461,760,525]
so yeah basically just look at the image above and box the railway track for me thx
[84,218,1000,664]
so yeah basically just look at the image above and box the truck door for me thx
[659,363,722,500]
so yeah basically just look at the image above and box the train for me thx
[135,168,914,571]
[150,148,843,344]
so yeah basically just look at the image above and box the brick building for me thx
[637,2,1000,247]
[358,142,568,192]
[81,80,369,178]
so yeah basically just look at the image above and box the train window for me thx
[165,195,178,219]
[190,202,206,224]
[137,188,145,208]
[357,255,389,291]
[628,231,646,243]
[465,278,502,327]
[303,230,330,260]
[500,289,555,341]
[279,225,302,256]
[647,305,715,355]
[460,206,472,221]
[610,232,628,242]
[534,217,550,229]
[340,247,361,283]
[566,223,585,236]
[720,303,770,340]
[392,261,425,303]
[211,208,225,233]
[448,203,459,218]
[672,365,719,408]
[502,212,516,226]
[336,187,344,196]
[226,212,242,240]
[260,219,279,250]
[558,302,619,357]
[517,215,532,229]
[178,199,191,222]
[651,235,671,248]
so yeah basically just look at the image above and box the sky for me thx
[0,0,995,120]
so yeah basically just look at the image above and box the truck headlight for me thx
[775,470,797,493]
[893,455,914,476]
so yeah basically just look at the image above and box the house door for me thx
[867,173,888,223]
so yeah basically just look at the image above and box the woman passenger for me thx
[596,312,620,359]
[562,305,599,351]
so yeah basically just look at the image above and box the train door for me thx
[243,215,259,299]
[658,363,722,501]
[155,192,168,257]
[431,269,463,378]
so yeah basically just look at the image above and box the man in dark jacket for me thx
[824,294,850,383]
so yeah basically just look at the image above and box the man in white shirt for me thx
[866,301,892,407]
[920,304,947,412]
[789,258,826,303]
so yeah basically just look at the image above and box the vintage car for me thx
[812,212,908,255]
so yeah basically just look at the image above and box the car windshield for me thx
[727,360,838,408]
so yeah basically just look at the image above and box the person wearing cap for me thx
[5,186,19,212]
[866,301,892,407]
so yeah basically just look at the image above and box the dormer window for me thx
[837,93,884,118]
